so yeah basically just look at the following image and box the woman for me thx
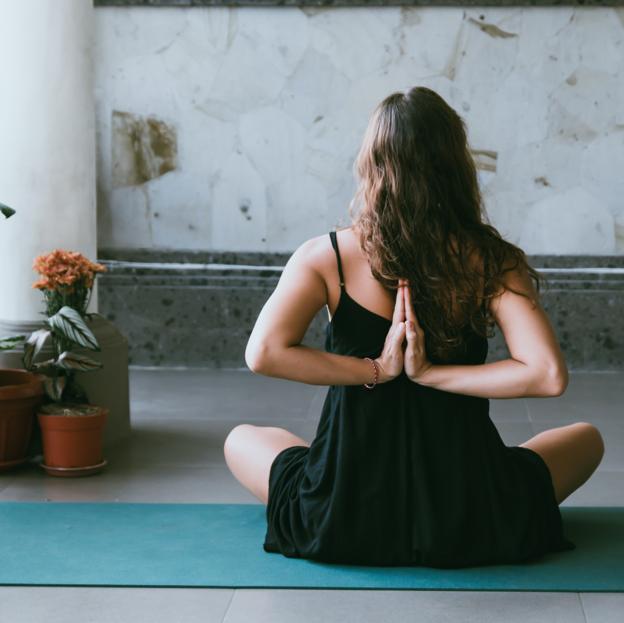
[224,87,604,568]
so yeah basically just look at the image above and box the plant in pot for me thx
[0,204,47,472]
[21,249,109,477]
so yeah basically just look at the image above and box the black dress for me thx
[263,229,576,568]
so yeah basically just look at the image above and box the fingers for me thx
[390,321,406,352]
[405,309,424,359]
[402,281,423,334]
[404,320,423,376]
[405,317,417,341]
[392,281,405,325]
[402,280,415,324]
[392,320,406,357]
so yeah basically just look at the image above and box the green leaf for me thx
[0,334,26,351]
[43,375,66,401]
[0,202,15,219]
[30,357,59,374]
[56,350,103,372]
[47,306,100,351]
[22,329,52,369]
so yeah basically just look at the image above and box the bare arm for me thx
[245,237,381,386]
[409,264,568,398]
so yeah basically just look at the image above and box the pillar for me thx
[0,0,130,450]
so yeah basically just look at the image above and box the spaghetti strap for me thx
[329,230,345,291]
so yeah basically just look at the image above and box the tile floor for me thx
[0,368,622,622]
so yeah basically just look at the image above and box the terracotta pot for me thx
[0,369,45,471]
[37,402,108,476]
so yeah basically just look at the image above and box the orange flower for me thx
[31,249,107,292]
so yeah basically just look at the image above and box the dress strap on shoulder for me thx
[329,230,345,290]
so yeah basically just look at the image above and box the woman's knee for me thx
[223,423,256,457]
[223,424,296,457]
[571,421,605,462]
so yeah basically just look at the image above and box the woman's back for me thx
[323,226,398,325]
[262,228,576,568]
[324,225,488,344]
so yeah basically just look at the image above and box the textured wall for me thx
[94,5,624,254]
[95,252,624,370]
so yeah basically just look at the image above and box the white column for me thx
[0,0,97,325]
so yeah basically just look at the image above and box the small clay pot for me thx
[0,369,45,471]
[37,402,108,476]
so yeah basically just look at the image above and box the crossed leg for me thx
[224,421,605,507]
[224,424,310,504]
[519,421,605,504]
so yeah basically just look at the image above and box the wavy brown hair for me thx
[348,86,543,361]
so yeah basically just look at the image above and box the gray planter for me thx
[0,314,131,450]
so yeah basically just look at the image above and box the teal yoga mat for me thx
[0,502,622,591]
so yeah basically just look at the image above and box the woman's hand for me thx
[373,282,407,383]
[401,279,433,383]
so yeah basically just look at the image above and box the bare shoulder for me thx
[491,254,539,309]
[290,228,352,274]
[293,231,330,256]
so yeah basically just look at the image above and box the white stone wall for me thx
[94,6,624,254]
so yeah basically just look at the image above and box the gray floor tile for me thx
[495,421,535,447]
[526,372,624,425]
[104,417,317,469]
[0,587,233,623]
[580,592,624,623]
[489,398,530,423]
[130,367,319,422]
[560,470,624,507]
[223,589,586,623]
[306,385,330,419]
[0,462,260,503]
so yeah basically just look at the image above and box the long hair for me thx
[348,86,542,361]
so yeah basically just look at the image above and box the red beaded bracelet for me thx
[363,357,379,389]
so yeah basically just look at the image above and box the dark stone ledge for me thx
[98,247,624,268]
[94,1,624,7]
[98,247,292,267]
[96,250,624,370]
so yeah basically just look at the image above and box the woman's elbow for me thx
[245,351,262,373]
[245,341,269,374]
[524,358,568,397]
[245,346,262,374]
[542,361,569,397]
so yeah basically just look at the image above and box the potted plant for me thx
[0,204,47,472]
[21,249,110,477]
[0,368,46,471]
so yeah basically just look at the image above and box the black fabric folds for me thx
[263,231,576,568]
